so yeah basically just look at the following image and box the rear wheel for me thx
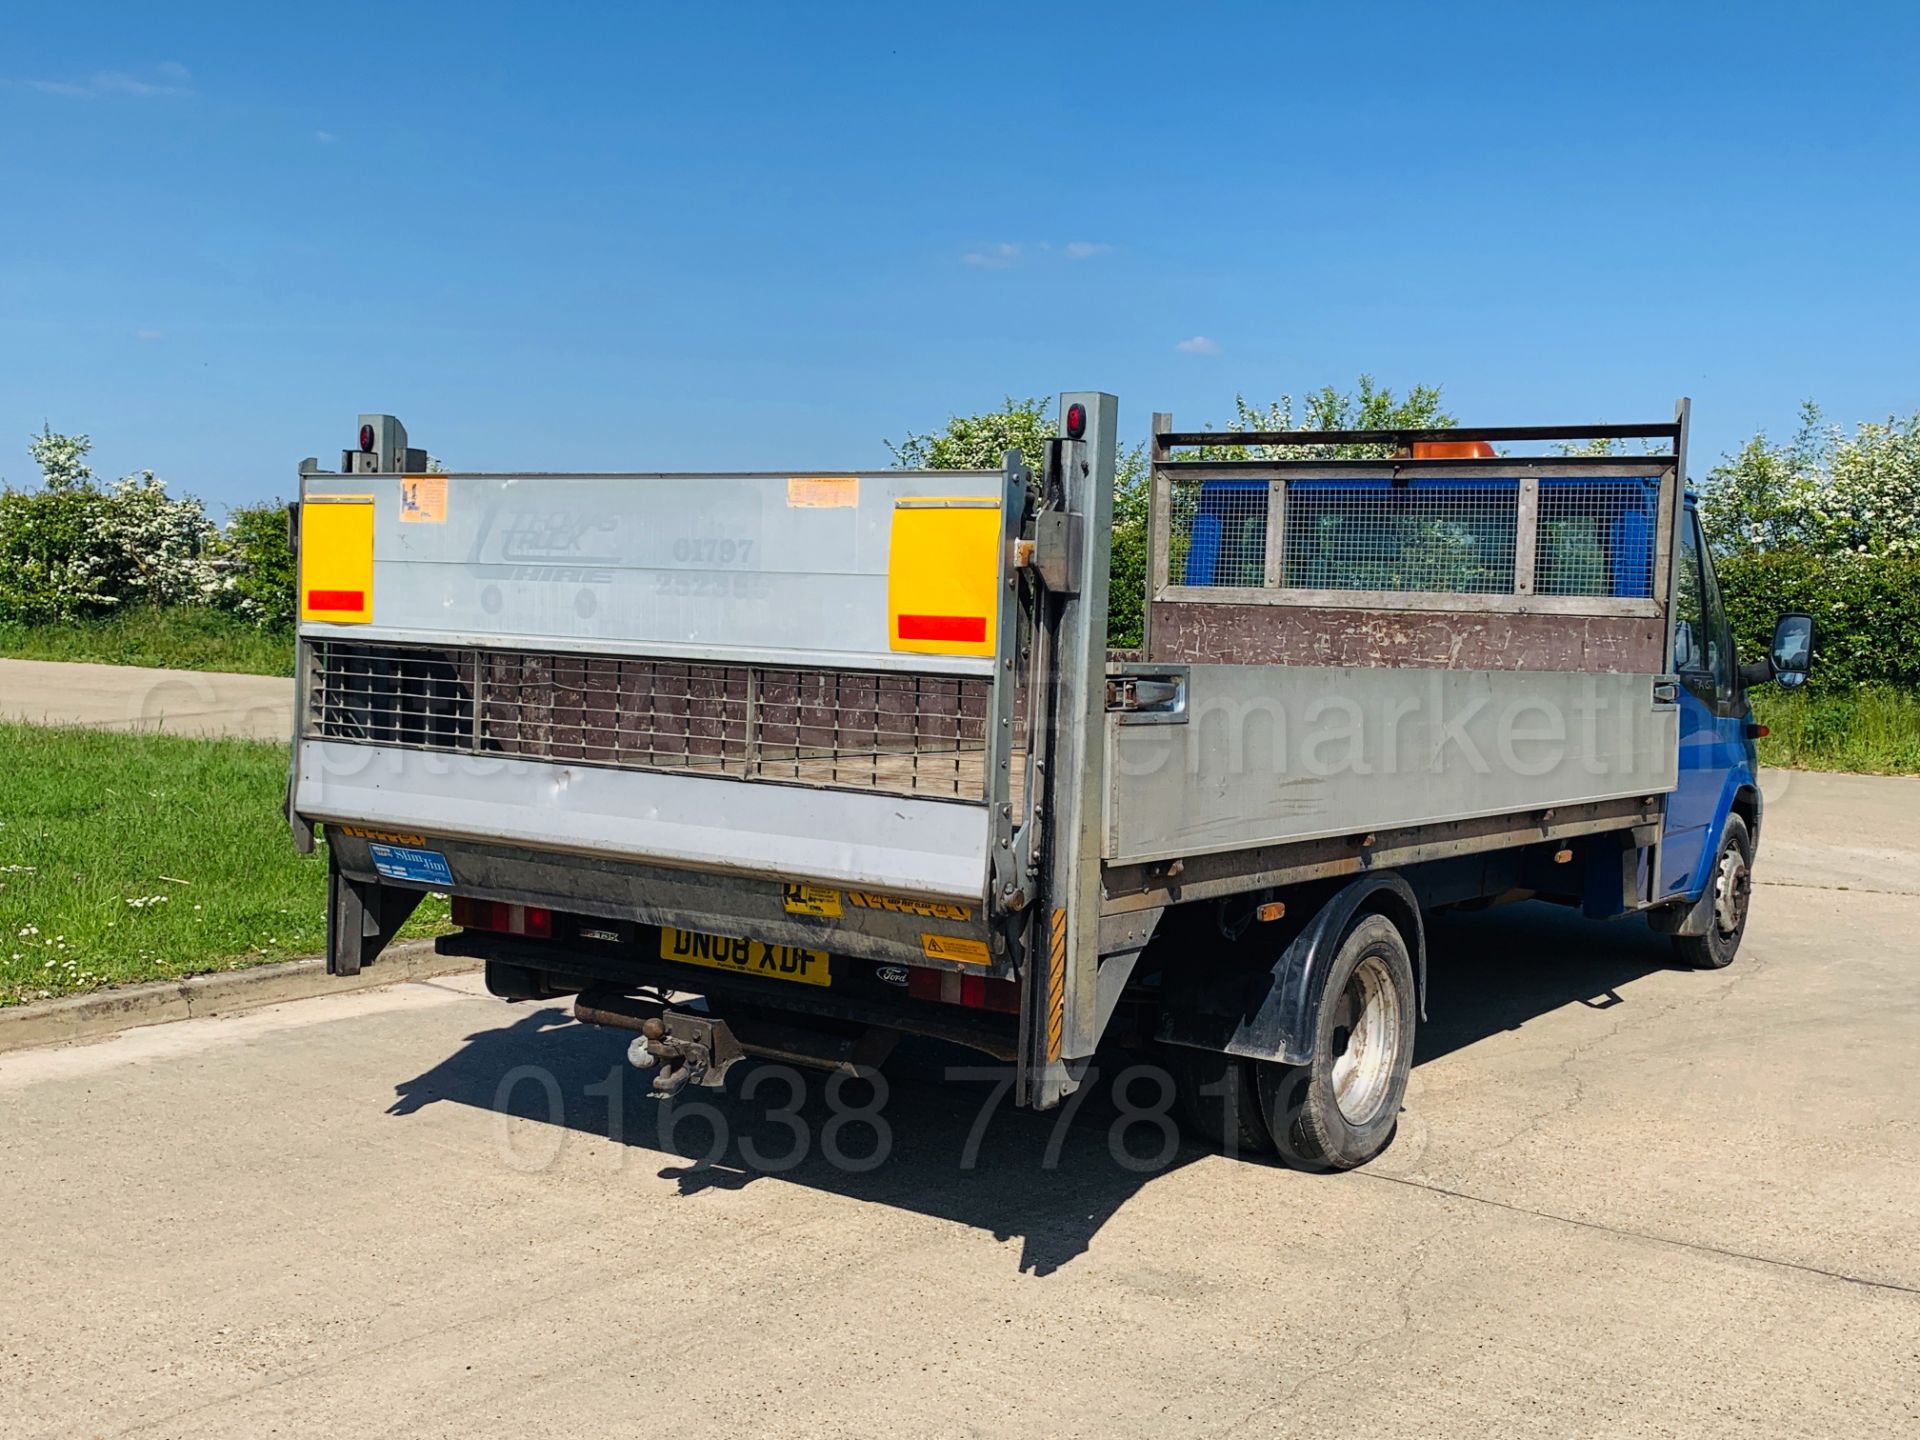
[1672,814,1752,970]
[1256,914,1416,1171]
[1168,1045,1274,1156]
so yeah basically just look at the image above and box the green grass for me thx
[0,723,448,1006]
[0,607,294,677]
[1752,685,1920,775]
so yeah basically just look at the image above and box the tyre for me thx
[1255,913,1416,1171]
[1167,1045,1274,1156]
[1671,814,1752,971]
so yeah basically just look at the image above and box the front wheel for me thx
[1671,813,1753,970]
[1256,913,1416,1171]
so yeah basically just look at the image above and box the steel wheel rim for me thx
[1330,953,1402,1126]
[1713,847,1750,936]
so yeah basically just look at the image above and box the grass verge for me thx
[1752,685,1920,775]
[0,607,294,677]
[0,723,448,1006]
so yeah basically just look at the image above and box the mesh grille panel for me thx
[1166,476,1530,596]
[308,644,476,750]
[1282,481,1518,594]
[306,641,994,800]
[1167,479,1268,587]
[1534,480,1657,598]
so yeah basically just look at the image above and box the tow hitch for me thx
[574,987,904,1092]
[574,991,743,1097]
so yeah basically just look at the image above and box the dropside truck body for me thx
[288,395,1786,1167]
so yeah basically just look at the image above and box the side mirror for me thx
[1770,612,1813,689]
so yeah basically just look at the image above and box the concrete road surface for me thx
[1,768,1915,1438]
[0,658,291,742]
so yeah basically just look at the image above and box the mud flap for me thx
[325,850,424,975]
[1646,882,1715,938]
[1156,872,1425,1067]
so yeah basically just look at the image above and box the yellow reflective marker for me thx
[299,496,375,625]
[887,499,1000,657]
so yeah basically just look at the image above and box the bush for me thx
[886,397,1059,473]
[210,500,296,629]
[0,480,116,622]
[1702,404,1920,558]
[1107,457,1148,652]
[1716,549,1920,692]
[0,428,217,624]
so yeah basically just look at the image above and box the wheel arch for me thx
[1155,871,1425,1068]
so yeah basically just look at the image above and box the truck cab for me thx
[1653,493,1812,967]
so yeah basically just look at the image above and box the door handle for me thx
[1107,673,1188,725]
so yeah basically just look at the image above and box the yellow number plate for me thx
[658,928,831,987]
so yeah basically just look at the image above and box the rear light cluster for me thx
[451,896,552,939]
[907,966,1019,1014]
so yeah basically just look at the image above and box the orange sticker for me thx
[788,476,859,509]
[400,474,447,524]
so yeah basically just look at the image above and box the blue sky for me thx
[2,1,1916,512]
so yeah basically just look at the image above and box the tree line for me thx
[4,386,1914,689]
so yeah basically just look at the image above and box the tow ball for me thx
[574,991,744,1098]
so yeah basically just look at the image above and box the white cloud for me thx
[134,329,164,342]
[964,239,1115,268]
[1175,335,1221,356]
[963,242,1024,269]
[25,63,194,99]
[314,129,337,143]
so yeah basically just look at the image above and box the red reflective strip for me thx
[307,589,365,612]
[897,613,986,643]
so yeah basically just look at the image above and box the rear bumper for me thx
[442,930,1019,1061]
[323,823,1008,977]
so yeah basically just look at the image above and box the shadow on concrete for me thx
[390,1011,1204,1275]
[388,901,1676,1274]
[1417,900,1678,1065]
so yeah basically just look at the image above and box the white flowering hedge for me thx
[0,429,303,628]
[1702,404,1920,558]
[1701,405,1920,692]
[0,429,220,623]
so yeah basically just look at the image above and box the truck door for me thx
[1661,504,1740,897]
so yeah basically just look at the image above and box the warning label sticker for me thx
[920,933,991,966]
[781,883,843,918]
